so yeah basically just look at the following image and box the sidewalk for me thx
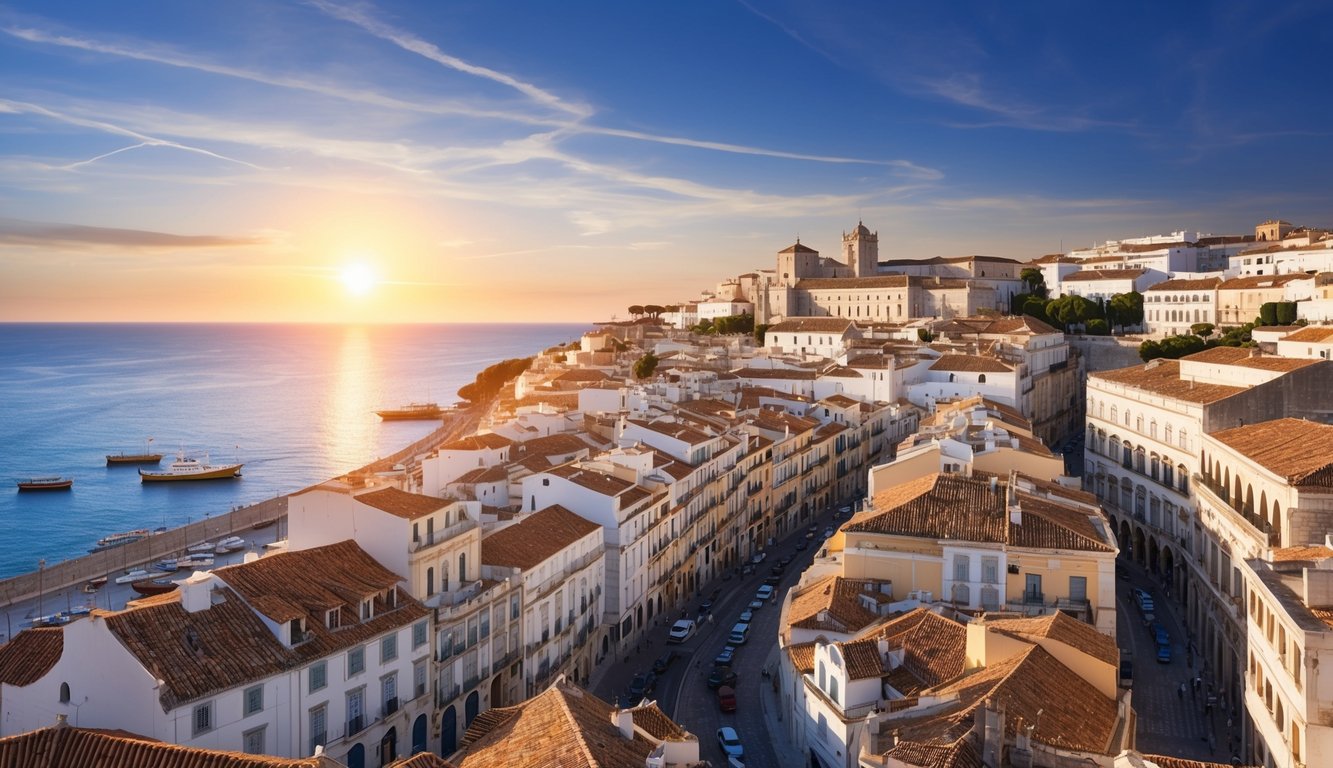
[758,644,798,763]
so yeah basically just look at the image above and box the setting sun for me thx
[339,262,378,297]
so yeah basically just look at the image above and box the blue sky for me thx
[1,1,1330,322]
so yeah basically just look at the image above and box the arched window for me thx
[59,682,70,704]
[426,567,435,596]
[1164,424,1173,445]
[458,553,467,582]
[1177,465,1189,493]
[829,676,840,704]
[818,661,826,690]
[978,374,987,384]
[1110,406,1117,423]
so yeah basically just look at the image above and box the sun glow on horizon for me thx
[339,261,378,297]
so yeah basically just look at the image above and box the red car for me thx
[716,685,736,712]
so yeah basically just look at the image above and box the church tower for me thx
[842,221,879,277]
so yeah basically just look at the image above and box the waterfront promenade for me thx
[0,401,488,623]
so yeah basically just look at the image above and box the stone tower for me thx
[843,221,879,277]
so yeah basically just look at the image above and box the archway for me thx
[440,706,457,757]
[490,671,505,708]
[1161,547,1176,596]
[379,727,397,766]
[1132,528,1147,566]
[1147,536,1160,575]
[412,715,427,755]
[346,744,365,768]
[1118,520,1132,555]
[465,691,480,728]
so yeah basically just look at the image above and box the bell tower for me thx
[843,221,879,278]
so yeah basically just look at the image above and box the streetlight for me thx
[37,559,45,621]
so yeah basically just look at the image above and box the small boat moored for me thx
[106,436,164,466]
[16,476,73,491]
[90,529,154,553]
[150,559,180,573]
[214,536,246,554]
[82,577,108,593]
[115,569,152,585]
[176,554,214,569]
[131,578,179,596]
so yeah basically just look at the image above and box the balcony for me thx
[383,697,399,717]
[347,714,365,736]
[309,733,326,755]
[1195,475,1279,550]
[411,518,478,553]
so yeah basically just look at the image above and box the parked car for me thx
[716,684,737,712]
[1156,643,1172,664]
[739,609,754,623]
[653,650,679,674]
[751,551,767,564]
[770,563,785,576]
[779,555,792,568]
[838,505,852,515]
[714,646,737,666]
[717,727,745,759]
[748,599,764,612]
[823,527,835,538]
[1151,622,1169,647]
[707,666,738,689]
[668,619,697,643]
[795,539,808,551]
[756,584,775,601]
[763,575,781,587]
[628,671,656,700]
[699,600,713,615]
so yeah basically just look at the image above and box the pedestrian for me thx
[1178,682,1185,699]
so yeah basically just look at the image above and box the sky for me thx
[2,1,1331,323]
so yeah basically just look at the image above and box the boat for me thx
[82,577,108,593]
[375,402,444,420]
[90,529,153,553]
[16,476,73,491]
[214,536,246,554]
[139,452,242,483]
[107,437,163,466]
[29,613,71,628]
[251,519,277,530]
[187,541,216,554]
[131,578,179,596]
[176,554,214,569]
[150,559,180,572]
[115,569,152,585]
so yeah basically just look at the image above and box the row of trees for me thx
[627,305,668,319]
[691,313,756,336]
[1138,322,1257,361]
[1011,290,1144,334]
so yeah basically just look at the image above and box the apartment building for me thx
[1144,277,1222,337]
[1216,274,1312,326]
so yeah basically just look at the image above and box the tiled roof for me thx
[1138,755,1260,768]
[788,576,884,633]
[1145,277,1222,292]
[1062,268,1146,281]
[105,541,427,711]
[1208,418,1333,486]
[355,487,448,520]
[850,475,1113,552]
[1218,273,1311,290]
[981,315,1061,335]
[873,608,967,688]
[929,355,1013,373]
[820,393,861,408]
[548,464,651,507]
[629,702,687,740]
[881,740,981,768]
[1277,325,1333,343]
[1271,545,1333,562]
[512,433,594,461]
[1179,346,1318,372]
[841,637,886,679]
[482,504,601,570]
[442,433,513,451]
[984,612,1119,666]
[1119,241,1191,253]
[555,369,612,382]
[779,242,818,254]
[0,627,63,686]
[1090,360,1244,404]
[768,317,855,333]
[626,418,713,446]
[786,641,817,674]
[0,726,338,767]
[797,276,909,290]
[457,681,660,768]
[732,367,818,380]
[452,465,510,485]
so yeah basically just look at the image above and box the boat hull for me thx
[140,464,243,482]
[16,478,73,491]
[106,453,164,465]
[376,402,444,420]
[131,579,179,596]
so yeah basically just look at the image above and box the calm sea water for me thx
[0,323,587,578]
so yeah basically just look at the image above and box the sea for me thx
[0,323,588,579]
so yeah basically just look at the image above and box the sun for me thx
[339,262,378,297]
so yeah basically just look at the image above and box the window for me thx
[381,634,398,663]
[243,684,264,716]
[309,661,327,693]
[361,598,373,621]
[981,558,999,584]
[346,688,366,734]
[243,726,265,755]
[1069,576,1087,602]
[192,702,214,736]
[414,659,428,698]
[309,705,328,753]
[326,608,340,630]
[382,673,398,714]
[953,554,970,582]
[348,646,366,676]
[412,620,428,649]
[59,682,70,704]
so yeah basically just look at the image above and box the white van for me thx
[729,622,749,645]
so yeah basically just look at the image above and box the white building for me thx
[1059,267,1165,303]
[1143,276,1222,337]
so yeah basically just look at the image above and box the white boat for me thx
[150,559,179,572]
[139,451,242,483]
[187,541,216,554]
[115,569,152,585]
[214,536,246,554]
[176,555,214,569]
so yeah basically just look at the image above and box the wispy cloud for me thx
[918,74,1132,133]
[0,217,265,248]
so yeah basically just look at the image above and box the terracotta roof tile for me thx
[788,576,885,633]
[1062,268,1147,281]
[482,505,601,570]
[626,418,713,446]
[0,726,336,767]
[733,367,818,380]
[1209,418,1333,486]
[511,433,592,460]
[548,464,651,506]
[984,612,1118,666]
[1180,346,1318,372]
[841,638,887,680]
[355,487,449,520]
[1090,360,1245,404]
[1278,325,1333,343]
[1145,277,1223,292]
[980,315,1060,335]
[457,681,664,768]
[442,433,513,451]
[929,355,1013,373]
[796,276,909,290]
[768,317,855,333]
[106,541,427,711]
[1271,545,1333,562]
[786,641,817,674]
[1218,273,1311,290]
[0,627,63,686]
[629,702,687,740]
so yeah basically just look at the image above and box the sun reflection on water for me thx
[325,325,378,473]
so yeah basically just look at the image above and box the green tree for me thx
[1259,302,1279,326]
[1139,339,1163,361]
[644,304,665,319]
[1086,318,1110,335]
[632,352,659,379]
[1020,295,1049,322]
[1020,267,1049,299]
[753,323,771,343]
[917,328,934,342]
[1190,322,1215,338]
[458,357,534,402]
[1107,292,1144,330]
[1275,301,1297,325]
[628,305,645,319]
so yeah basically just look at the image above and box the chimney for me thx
[54,713,69,729]
[181,571,213,613]
[978,697,1006,768]
[1303,568,1333,608]
[612,708,635,740]
[1007,486,1022,526]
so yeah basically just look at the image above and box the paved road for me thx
[592,504,848,767]
[1117,559,1239,763]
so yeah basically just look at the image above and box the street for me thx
[592,503,846,767]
